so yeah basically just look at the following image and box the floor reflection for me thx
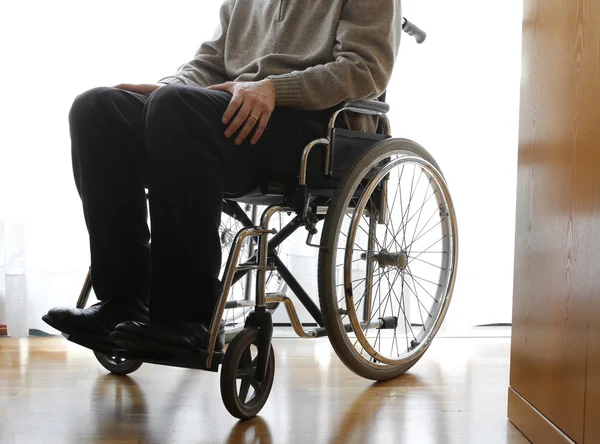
[1,337,523,443]
[225,416,272,444]
[328,374,446,444]
[88,374,149,439]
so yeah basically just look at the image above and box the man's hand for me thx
[208,79,275,145]
[114,83,164,95]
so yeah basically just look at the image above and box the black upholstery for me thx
[225,100,389,206]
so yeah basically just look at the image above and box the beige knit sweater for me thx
[159,0,402,112]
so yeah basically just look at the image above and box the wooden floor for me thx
[0,336,528,444]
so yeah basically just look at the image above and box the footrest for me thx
[65,334,224,372]
[114,348,224,372]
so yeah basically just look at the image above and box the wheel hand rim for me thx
[341,154,457,366]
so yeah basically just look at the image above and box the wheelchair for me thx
[64,19,458,420]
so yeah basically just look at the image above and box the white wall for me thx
[0,0,522,335]
[390,1,523,332]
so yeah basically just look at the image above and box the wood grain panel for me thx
[586,270,600,444]
[583,1,600,442]
[508,388,576,444]
[510,0,600,442]
[582,2,600,443]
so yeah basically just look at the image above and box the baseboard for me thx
[508,387,576,444]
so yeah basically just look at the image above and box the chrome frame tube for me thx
[378,177,389,225]
[266,294,318,338]
[299,138,330,185]
[206,227,258,367]
[243,206,260,302]
[76,268,92,309]
[225,300,256,309]
[256,206,289,308]
[328,107,392,140]
[362,213,377,322]
[300,104,392,186]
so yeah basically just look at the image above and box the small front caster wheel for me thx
[93,351,143,375]
[220,328,275,420]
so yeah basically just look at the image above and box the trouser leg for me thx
[144,84,327,323]
[70,87,151,304]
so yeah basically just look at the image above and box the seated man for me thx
[43,0,402,352]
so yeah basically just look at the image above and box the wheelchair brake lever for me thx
[305,215,325,248]
[306,231,319,248]
[303,207,327,248]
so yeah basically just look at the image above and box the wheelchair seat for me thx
[224,124,390,210]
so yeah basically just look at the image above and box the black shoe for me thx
[109,320,225,353]
[42,300,149,344]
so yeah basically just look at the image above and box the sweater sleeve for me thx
[267,0,402,110]
[158,0,232,87]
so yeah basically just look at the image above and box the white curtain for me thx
[0,0,523,337]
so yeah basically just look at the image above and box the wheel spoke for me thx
[395,166,407,250]
[384,181,403,252]
[336,270,385,289]
[405,265,440,304]
[336,257,364,268]
[408,176,435,252]
[362,268,392,350]
[406,268,443,289]
[413,276,427,328]
[398,272,410,352]
[408,255,445,270]
[340,264,386,309]
[363,269,397,329]
[401,167,421,250]
[237,348,254,376]
[407,235,447,265]
[401,206,439,252]
[399,187,438,235]
[398,272,432,318]
[238,377,252,403]
[345,212,385,252]
[388,272,417,341]
[325,147,457,368]
[251,378,264,398]
[405,221,444,252]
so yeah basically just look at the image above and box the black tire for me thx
[93,351,143,375]
[220,328,275,420]
[318,138,458,381]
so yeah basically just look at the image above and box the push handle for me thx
[402,17,427,44]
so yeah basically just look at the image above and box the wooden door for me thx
[509,0,600,442]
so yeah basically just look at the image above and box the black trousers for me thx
[70,84,328,323]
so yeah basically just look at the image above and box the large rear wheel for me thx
[318,138,458,380]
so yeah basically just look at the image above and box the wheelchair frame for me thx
[70,95,457,419]
[205,104,393,369]
[72,102,392,368]
[67,17,456,420]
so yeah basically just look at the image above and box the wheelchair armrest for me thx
[343,99,390,114]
